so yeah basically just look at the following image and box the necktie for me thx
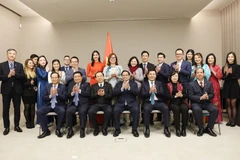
[143,64,146,72]
[150,82,155,105]
[74,84,79,106]
[51,86,56,109]
[100,83,103,87]
[10,63,14,70]
[200,81,203,88]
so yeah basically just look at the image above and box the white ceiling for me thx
[0,0,236,23]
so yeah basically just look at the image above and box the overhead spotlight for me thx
[110,0,115,2]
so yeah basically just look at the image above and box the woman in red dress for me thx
[206,53,223,122]
[86,50,105,86]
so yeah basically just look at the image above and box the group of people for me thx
[0,48,240,139]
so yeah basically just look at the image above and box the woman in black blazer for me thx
[22,59,37,128]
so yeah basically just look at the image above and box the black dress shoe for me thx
[80,128,85,138]
[205,127,217,137]
[176,129,181,137]
[93,129,99,136]
[55,129,63,138]
[226,121,231,126]
[144,127,150,138]
[129,121,132,126]
[3,128,10,135]
[113,129,121,137]
[67,128,74,139]
[164,128,171,138]
[181,129,186,137]
[38,129,51,139]
[230,122,236,127]
[197,128,204,137]
[102,129,108,136]
[14,126,23,132]
[132,130,139,137]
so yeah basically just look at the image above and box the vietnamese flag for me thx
[103,32,113,66]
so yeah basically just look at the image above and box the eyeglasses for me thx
[110,57,116,59]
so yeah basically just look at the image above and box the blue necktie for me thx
[143,64,146,72]
[74,92,79,106]
[51,86,56,109]
[100,83,103,87]
[10,63,14,70]
[150,82,155,105]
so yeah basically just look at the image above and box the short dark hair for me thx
[64,55,70,59]
[95,71,104,77]
[121,70,130,76]
[128,56,139,67]
[157,52,165,58]
[147,69,156,75]
[50,71,60,78]
[169,71,180,83]
[205,53,216,66]
[7,48,17,53]
[141,50,149,56]
[107,53,118,66]
[73,71,83,77]
[194,67,205,74]
[30,54,38,59]
[71,56,79,62]
[175,48,184,54]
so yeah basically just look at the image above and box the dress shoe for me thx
[129,121,132,126]
[93,129,99,136]
[67,128,74,139]
[102,129,108,136]
[176,129,181,137]
[113,129,121,137]
[55,129,63,138]
[181,129,186,137]
[3,128,10,135]
[132,130,139,137]
[205,127,217,137]
[197,128,204,137]
[38,129,51,139]
[164,128,171,138]
[80,128,85,138]
[226,121,231,126]
[14,126,23,132]
[144,127,150,138]
[26,122,31,129]
[230,122,236,127]
[140,120,144,124]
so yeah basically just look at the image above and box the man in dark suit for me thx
[113,70,140,137]
[139,50,155,124]
[66,71,90,139]
[170,48,191,89]
[188,68,218,137]
[0,49,25,135]
[65,56,86,84]
[88,71,112,136]
[37,72,67,139]
[139,50,156,81]
[156,52,171,87]
[141,70,171,138]
[61,55,72,72]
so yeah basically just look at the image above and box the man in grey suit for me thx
[188,68,218,137]
[65,56,86,84]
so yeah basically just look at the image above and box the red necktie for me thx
[200,81,203,88]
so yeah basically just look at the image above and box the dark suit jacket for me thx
[170,60,191,85]
[156,62,171,86]
[23,75,37,97]
[65,67,86,84]
[113,80,139,108]
[67,81,90,107]
[61,66,72,72]
[139,62,155,81]
[188,80,214,104]
[42,83,67,107]
[90,82,112,105]
[0,61,24,95]
[141,80,165,103]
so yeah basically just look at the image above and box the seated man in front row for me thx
[141,70,170,138]
[66,71,90,139]
[113,70,140,137]
[188,68,218,137]
[88,71,112,136]
[37,72,67,139]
